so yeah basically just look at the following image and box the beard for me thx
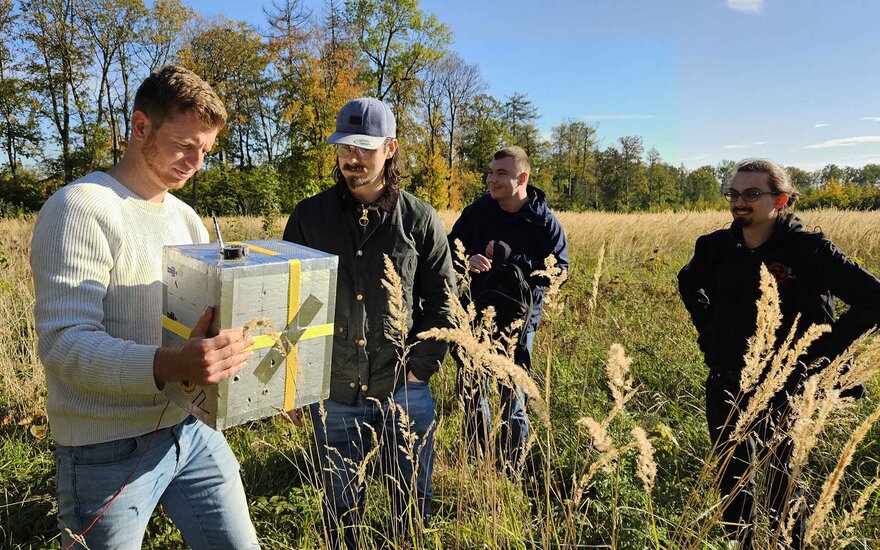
[731,217,751,229]
[142,133,160,176]
[142,133,184,187]
[730,206,753,228]
[342,163,384,189]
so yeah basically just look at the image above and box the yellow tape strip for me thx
[228,241,280,257]
[301,324,333,339]
[162,316,193,340]
[284,259,301,411]
[161,320,331,351]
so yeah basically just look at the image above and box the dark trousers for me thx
[310,381,436,549]
[705,375,805,549]
[457,331,534,475]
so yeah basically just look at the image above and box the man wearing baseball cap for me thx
[283,98,454,548]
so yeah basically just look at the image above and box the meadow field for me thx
[2,209,880,549]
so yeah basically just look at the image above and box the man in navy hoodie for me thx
[449,146,568,473]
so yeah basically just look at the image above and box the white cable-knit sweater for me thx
[31,172,208,446]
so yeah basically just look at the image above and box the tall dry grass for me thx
[440,209,880,269]
[0,216,43,421]
[3,208,880,548]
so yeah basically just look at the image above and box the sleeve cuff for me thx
[409,359,439,382]
[119,344,162,394]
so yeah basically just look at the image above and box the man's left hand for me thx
[406,371,424,383]
[284,407,305,427]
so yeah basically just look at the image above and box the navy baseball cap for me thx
[327,97,396,150]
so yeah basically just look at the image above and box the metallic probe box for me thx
[161,240,337,430]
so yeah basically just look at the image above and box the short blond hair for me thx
[494,146,531,175]
[133,65,227,129]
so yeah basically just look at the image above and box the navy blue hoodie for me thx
[449,185,569,333]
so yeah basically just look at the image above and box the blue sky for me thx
[184,0,880,170]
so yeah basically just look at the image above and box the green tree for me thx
[596,147,624,210]
[458,93,503,171]
[818,163,844,186]
[344,0,450,102]
[21,0,92,182]
[0,0,41,183]
[136,0,194,72]
[786,165,814,193]
[684,165,720,207]
[502,91,539,150]
[438,52,483,176]
[618,135,646,210]
[267,0,363,199]
[714,159,736,188]
[178,17,271,169]
[646,148,679,210]
[78,0,146,164]
[550,119,597,210]
[861,164,880,186]
[457,93,503,203]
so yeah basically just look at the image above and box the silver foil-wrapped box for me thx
[162,240,337,430]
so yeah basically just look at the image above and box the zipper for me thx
[359,203,380,228]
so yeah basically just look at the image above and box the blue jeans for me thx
[310,380,436,549]
[458,331,534,475]
[55,415,259,549]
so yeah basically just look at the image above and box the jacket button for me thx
[360,384,368,392]
[356,293,363,301]
[356,250,363,257]
[337,326,344,333]
[357,339,366,347]
[349,382,356,388]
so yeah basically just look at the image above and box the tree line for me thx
[1,0,879,216]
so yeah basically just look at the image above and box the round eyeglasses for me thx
[335,144,377,159]
[723,189,780,202]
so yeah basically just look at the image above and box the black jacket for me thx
[448,185,569,333]
[283,184,455,405]
[678,213,880,386]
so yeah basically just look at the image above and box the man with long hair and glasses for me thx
[678,158,880,549]
[282,97,454,549]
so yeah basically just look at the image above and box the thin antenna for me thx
[212,214,225,250]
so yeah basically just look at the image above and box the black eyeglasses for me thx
[723,189,780,202]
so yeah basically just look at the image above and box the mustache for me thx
[343,164,365,171]
[732,207,753,212]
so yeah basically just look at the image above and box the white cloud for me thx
[723,141,770,149]
[814,122,830,128]
[842,153,880,160]
[687,154,711,161]
[804,136,880,149]
[581,114,657,121]
[726,0,764,13]
[862,117,880,122]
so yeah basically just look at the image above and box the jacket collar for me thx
[726,212,805,251]
[335,179,402,225]
[478,184,549,223]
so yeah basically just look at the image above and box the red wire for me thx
[66,399,171,549]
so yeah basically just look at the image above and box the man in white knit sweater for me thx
[31,66,260,549]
